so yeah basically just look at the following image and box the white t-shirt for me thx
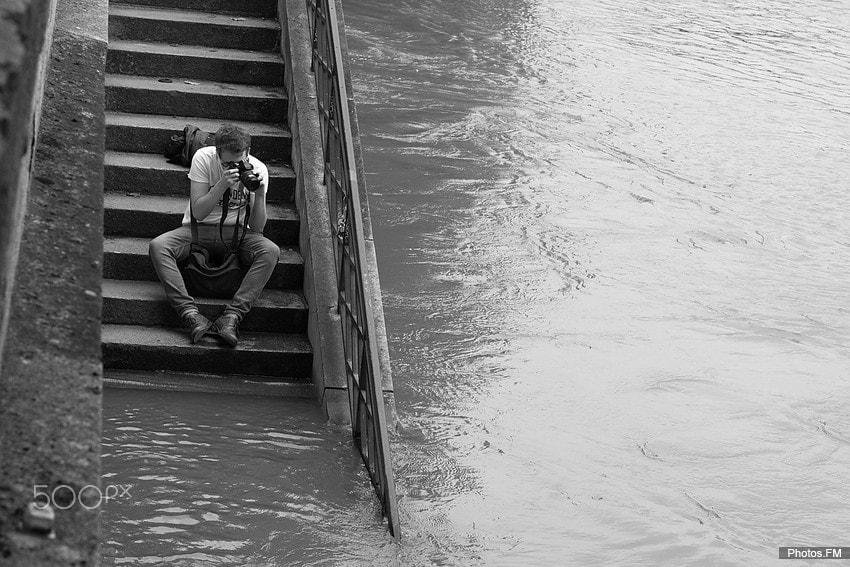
[182,146,269,226]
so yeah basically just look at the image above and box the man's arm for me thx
[247,185,268,232]
[189,168,239,220]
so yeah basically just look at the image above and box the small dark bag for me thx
[181,189,250,299]
[182,248,244,299]
[164,125,215,166]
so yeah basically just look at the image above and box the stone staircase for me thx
[102,0,313,395]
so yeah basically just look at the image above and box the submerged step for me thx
[102,323,312,378]
[104,151,295,202]
[107,40,284,86]
[102,279,308,334]
[105,74,286,122]
[103,192,299,243]
[103,236,304,290]
[105,112,291,164]
[104,369,314,398]
[109,5,280,52]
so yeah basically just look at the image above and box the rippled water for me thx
[101,391,404,565]
[346,0,850,564]
[103,0,850,564]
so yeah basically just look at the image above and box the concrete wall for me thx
[280,0,350,423]
[0,0,107,564]
[0,0,57,378]
[279,0,396,423]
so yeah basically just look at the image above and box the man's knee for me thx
[259,238,280,260]
[150,229,189,261]
[149,235,164,259]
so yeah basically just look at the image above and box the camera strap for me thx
[188,187,250,255]
[217,187,250,254]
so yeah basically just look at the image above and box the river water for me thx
[102,0,850,565]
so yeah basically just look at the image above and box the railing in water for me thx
[305,0,401,539]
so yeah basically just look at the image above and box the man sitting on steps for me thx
[149,124,280,347]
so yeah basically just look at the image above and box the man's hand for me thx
[190,167,240,220]
[213,167,240,195]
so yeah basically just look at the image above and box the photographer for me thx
[149,124,280,346]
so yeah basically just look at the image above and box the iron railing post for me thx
[305,0,401,538]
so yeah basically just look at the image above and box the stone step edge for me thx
[108,39,283,64]
[105,111,290,139]
[103,235,303,263]
[104,368,314,398]
[103,191,298,221]
[108,5,280,32]
[104,150,294,175]
[102,322,312,351]
[104,73,287,100]
[102,278,307,310]
[109,0,276,19]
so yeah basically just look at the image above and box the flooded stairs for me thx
[101,0,313,396]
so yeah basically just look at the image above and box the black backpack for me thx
[164,125,215,166]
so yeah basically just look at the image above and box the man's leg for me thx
[213,230,280,346]
[149,226,212,342]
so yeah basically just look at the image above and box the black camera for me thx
[235,159,261,192]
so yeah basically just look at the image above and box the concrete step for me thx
[102,279,307,333]
[102,323,312,378]
[104,369,313,398]
[108,5,280,52]
[104,236,304,289]
[107,40,284,86]
[105,112,291,164]
[104,151,295,202]
[110,0,276,19]
[103,192,299,243]
[105,74,286,122]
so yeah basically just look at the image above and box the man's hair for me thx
[215,124,251,155]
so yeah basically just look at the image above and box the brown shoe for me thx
[181,309,212,344]
[213,313,240,346]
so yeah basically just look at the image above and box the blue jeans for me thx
[149,224,280,320]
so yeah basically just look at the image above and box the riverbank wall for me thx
[0,0,106,564]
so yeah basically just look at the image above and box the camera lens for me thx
[240,172,261,192]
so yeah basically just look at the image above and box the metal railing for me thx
[305,0,400,539]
